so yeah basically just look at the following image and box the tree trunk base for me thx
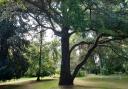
[37,76,41,81]
[59,78,74,85]
[59,82,73,85]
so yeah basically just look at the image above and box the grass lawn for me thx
[0,75,128,89]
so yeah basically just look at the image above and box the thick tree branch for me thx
[72,34,103,79]
[69,34,128,56]
[70,35,127,78]
[69,41,93,56]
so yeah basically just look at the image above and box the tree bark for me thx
[59,27,73,85]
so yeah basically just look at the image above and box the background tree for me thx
[0,2,31,80]
[25,39,60,77]
[0,19,29,81]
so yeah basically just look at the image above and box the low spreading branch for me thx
[69,34,128,56]
[72,33,103,79]
[69,41,93,56]
[70,33,128,79]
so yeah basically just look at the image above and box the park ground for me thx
[0,75,128,89]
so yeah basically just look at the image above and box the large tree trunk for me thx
[59,27,73,85]
[59,29,102,85]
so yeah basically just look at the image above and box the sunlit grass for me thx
[0,75,128,89]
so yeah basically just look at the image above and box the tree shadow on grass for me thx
[52,85,121,89]
[0,85,21,89]
[0,79,57,89]
[0,79,122,89]
[36,79,57,82]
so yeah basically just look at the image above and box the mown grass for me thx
[0,75,128,89]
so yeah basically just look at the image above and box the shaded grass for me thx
[0,78,58,89]
[0,75,128,89]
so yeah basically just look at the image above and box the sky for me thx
[25,29,55,42]
[22,14,56,42]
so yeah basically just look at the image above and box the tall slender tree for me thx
[37,31,43,81]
